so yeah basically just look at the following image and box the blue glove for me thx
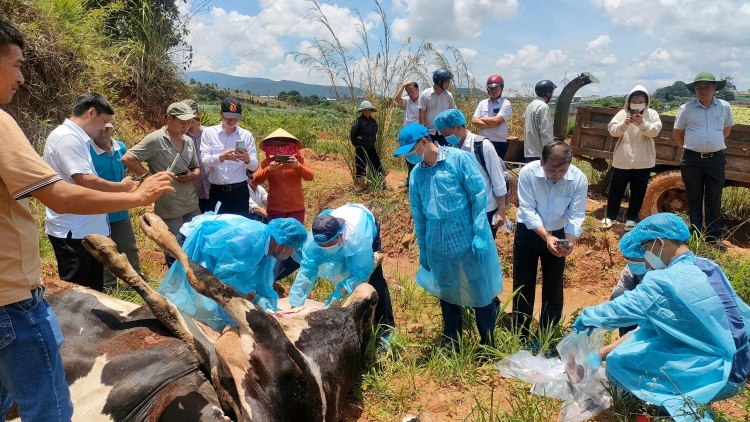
[419,253,430,271]
[471,236,488,261]
[572,316,596,336]
[252,295,276,313]
[324,288,346,307]
[587,352,602,370]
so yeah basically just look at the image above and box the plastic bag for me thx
[495,330,612,422]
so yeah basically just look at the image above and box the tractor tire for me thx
[506,170,519,208]
[639,170,688,220]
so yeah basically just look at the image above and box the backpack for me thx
[472,136,509,192]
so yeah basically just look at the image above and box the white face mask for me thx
[644,239,667,270]
[630,103,646,111]
[320,238,341,255]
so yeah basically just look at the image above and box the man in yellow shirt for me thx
[0,20,174,420]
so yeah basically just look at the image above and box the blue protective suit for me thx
[157,213,278,331]
[579,253,750,421]
[408,146,503,307]
[289,204,377,307]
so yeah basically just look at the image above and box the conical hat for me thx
[259,128,303,151]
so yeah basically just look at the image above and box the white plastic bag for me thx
[495,331,612,422]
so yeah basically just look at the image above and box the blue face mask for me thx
[626,260,647,275]
[405,143,424,165]
[445,134,460,146]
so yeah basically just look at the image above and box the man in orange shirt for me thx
[0,20,174,420]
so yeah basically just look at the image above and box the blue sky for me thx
[182,0,749,96]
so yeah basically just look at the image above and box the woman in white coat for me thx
[602,85,662,230]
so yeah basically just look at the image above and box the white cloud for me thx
[392,0,519,41]
[587,35,612,51]
[585,35,617,65]
[269,54,328,84]
[458,48,478,63]
[185,0,375,77]
[494,45,572,90]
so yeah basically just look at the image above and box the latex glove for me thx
[572,316,595,334]
[587,352,602,370]
[471,236,488,261]
[419,253,430,271]
[324,288,346,307]
[252,295,276,314]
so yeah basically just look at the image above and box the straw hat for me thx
[258,128,303,151]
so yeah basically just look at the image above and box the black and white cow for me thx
[7,213,378,422]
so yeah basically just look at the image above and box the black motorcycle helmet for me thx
[432,69,454,88]
[534,80,557,97]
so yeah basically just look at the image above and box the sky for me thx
[181,0,750,96]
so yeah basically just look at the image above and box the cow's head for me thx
[86,213,378,421]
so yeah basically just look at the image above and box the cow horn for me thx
[138,214,258,329]
[82,234,204,361]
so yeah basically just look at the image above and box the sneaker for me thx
[600,218,613,229]
[624,220,636,231]
[378,333,392,351]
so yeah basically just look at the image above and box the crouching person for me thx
[574,213,750,422]
[289,204,395,338]
[157,216,307,331]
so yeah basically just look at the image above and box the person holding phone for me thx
[200,97,258,218]
[122,102,201,265]
[512,141,588,342]
[602,86,662,231]
[253,129,314,280]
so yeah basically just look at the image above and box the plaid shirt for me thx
[186,128,211,199]
[674,98,734,153]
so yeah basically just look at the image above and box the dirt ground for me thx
[38,152,749,422]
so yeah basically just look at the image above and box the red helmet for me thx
[486,75,504,88]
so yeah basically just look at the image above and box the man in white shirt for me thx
[418,69,456,146]
[394,80,420,188]
[201,97,258,218]
[434,109,508,236]
[523,80,556,162]
[44,93,137,292]
[512,141,588,341]
[472,75,512,159]
[246,170,268,223]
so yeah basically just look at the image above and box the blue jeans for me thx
[0,287,72,422]
[440,299,496,348]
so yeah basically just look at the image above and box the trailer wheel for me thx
[639,170,688,220]
[506,170,519,207]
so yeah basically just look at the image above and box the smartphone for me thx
[235,140,246,151]
[556,239,570,249]
[275,154,291,163]
[492,108,500,114]
[629,109,641,116]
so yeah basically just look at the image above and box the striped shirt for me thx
[674,98,734,153]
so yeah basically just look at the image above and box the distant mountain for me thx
[184,70,363,98]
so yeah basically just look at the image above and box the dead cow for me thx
[8,213,378,422]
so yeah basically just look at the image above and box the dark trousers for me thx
[491,142,508,160]
[440,300,496,347]
[198,198,211,213]
[207,182,252,219]
[430,133,449,147]
[512,223,566,339]
[354,145,383,178]
[486,209,499,238]
[404,160,415,186]
[680,151,725,241]
[48,232,104,292]
[610,287,638,337]
[369,221,395,329]
[606,167,652,221]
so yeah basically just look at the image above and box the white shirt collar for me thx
[91,138,121,155]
